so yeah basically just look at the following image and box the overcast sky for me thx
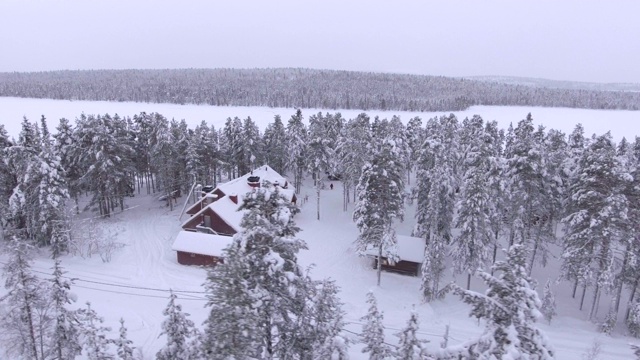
[1,0,638,84]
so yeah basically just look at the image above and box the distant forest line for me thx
[0,68,639,111]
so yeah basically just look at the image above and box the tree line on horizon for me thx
[1,68,639,112]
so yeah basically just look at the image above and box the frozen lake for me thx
[0,96,638,141]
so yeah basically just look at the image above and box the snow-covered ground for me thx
[0,97,638,141]
[4,177,637,359]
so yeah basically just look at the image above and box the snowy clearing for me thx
[0,97,638,142]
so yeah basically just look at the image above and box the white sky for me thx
[1,0,639,84]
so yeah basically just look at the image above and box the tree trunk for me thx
[589,284,600,319]
[615,246,630,314]
[529,239,539,277]
[467,273,471,290]
[20,267,40,360]
[627,276,640,320]
[491,229,499,276]
[580,284,587,311]
[316,185,320,221]
[377,244,383,287]
[572,278,578,298]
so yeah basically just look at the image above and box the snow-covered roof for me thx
[209,195,248,232]
[217,164,288,196]
[171,231,234,257]
[364,235,425,263]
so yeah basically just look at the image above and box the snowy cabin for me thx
[181,166,296,236]
[364,235,425,276]
[184,164,295,217]
[175,165,296,265]
[171,231,234,266]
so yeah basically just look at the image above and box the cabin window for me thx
[381,258,389,265]
[204,215,212,228]
[190,253,196,258]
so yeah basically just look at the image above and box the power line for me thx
[0,261,207,295]
[72,284,207,301]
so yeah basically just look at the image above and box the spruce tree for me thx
[360,291,392,359]
[0,237,52,360]
[336,113,372,211]
[353,133,405,286]
[561,132,629,317]
[285,109,308,194]
[202,188,309,359]
[263,115,288,174]
[157,291,198,360]
[452,116,494,289]
[415,116,458,301]
[49,259,82,359]
[451,245,554,359]
[395,310,427,360]
[114,318,135,360]
[313,280,350,359]
[78,302,114,360]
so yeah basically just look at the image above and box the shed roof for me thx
[364,235,425,263]
[171,231,234,257]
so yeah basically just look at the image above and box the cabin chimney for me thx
[247,175,261,188]
[229,193,238,204]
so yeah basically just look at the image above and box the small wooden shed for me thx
[365,235,425,276]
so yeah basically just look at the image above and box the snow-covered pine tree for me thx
[336,113,372,211]
[49,259,82,359]
[203,187,309,359]
[285,109,308,194]
[360,291,393,359]
[0,124,16,226]
[452,116,494,290]
[313,279,350,359]
[262,115,288,174]
[78,302,114,360]
[71,114,136,217]
[503,115,553,273]
[414,116,458,301]
[241,116,262,174]
[561,132,630,317]
[483,120,506,270]
[404,116,424,184]
[156,291,198,360]
[114,318,135,360]
[353,129,405,286]
[307,112,335,186]
[228,116,244,177]
[54,117,83,211]
[201,239,259,359]
[0,237,52,360]
[541,278,557,325]
[33,123,70,247]
[395,310,428,360]
[150,115,179,209]
[450,245,554,359]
